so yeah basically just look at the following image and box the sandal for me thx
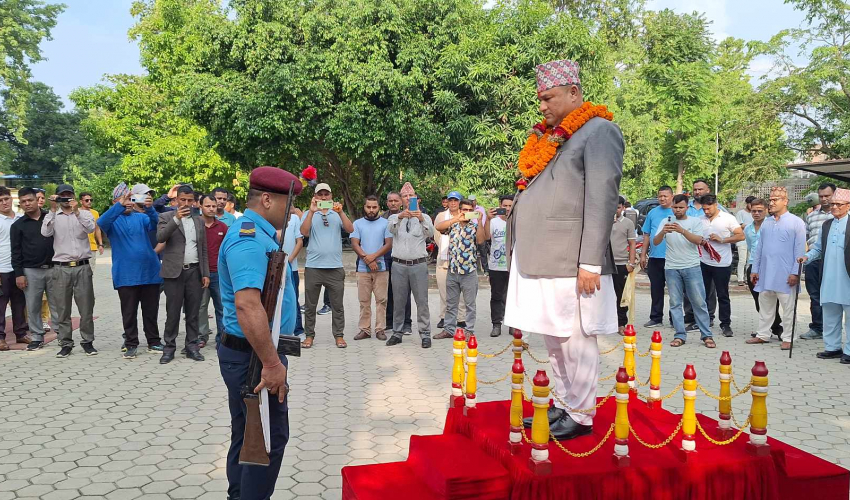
[669,338,685,347]
[301,337,314,349]
[335,338,348,349]
[703,338,716,349]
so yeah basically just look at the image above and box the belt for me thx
[221,332,289,355]
[36,264,53,269]
[392,257,427,266]
[52,259,89,267]
[182,262,200,270]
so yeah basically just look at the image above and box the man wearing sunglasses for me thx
[79,193,104,269]
[300,183,354,348]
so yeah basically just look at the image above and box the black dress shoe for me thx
[186,350,205,361]
[160,352,175,364]
[549,413,593,441]
[817,350,843,359]
[841,355,850,365]
[437,319,445,329]
[421,337,431,349]
[385,336,402,346]
[457,321,467,328]
[522,406,566,428]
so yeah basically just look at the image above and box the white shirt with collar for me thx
[0,212,21,273]
[175,216,199,265]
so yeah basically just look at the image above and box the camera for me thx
[55,197,73,203]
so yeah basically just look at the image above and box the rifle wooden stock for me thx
[240,394,271,466]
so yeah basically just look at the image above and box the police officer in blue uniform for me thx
[217,166,302,500]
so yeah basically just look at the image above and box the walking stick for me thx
[788,261,803,359]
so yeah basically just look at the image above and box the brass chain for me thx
[478,342,514,359]
[520,424,616,458]
[696,382,751,401]
[477,372,512,385]
[523,346,550,364]
[729,406,748,429]
[696,417,750,445]
[598,370,618,382]
[730,373,745,393]
[629,418,684,449]
[634,382,683,403]
[633,371,652,387]
[598,341,623,355]
[550,385,616,414]
[635,346,652,357]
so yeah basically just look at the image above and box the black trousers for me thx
[163,266,203,354]
[746,264,782,333]
[701,263,732,328]
[385,259,411,329]
[805,261,823,333]
[488,270,509,325]
[0,271,28,340]
[612,265,629,327]
[117,284,162,349]
[219,344,289,500]
[646,258,667,323]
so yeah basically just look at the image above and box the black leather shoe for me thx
[457,321,467,328]
[522,406,566,428]
[817,350,843,359]
[421,337,431,349]
[437,319,445,329]
[841,355,850,365]
[160,352,175,364]
[185,350,205,361]
[549,413,593,441]
[386,336,402,346]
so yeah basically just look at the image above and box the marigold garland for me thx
[516,102,614,190]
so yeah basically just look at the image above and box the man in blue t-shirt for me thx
[351,195,393,341]
[299,183,355,348]
[640,186,674,328]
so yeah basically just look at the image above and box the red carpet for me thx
[4,316,96,350]
[343,398,849,500]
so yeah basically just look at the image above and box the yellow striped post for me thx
[450,329,466,408]
[613,367,631,466]
[648,330,663,409]
[463,334,478,417]
[681,365,697,454]
[509,358,524,454]
[623,324,636,390]
[528,370,552,475]
[718,351,733,439]
[747,361,770,456]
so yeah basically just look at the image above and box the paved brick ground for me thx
[0,250,848,499]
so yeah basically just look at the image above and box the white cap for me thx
[315,183,332,193]
[131,184,155,196]
[468,194,477,201]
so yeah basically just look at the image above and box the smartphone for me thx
[464,211,481,220]
[55,197,72,203]
[495,208,507,216]
[130,194,147,204]
[666,216,673,223]
[318,201,334,210]
[409,197,418,212]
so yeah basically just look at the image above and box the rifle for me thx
[239,181,301,466]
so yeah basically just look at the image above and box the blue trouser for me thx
[291,269,304,336]
[218,344,290,500]
[822,302,850,354]
[202,272,224,345]
[666,266,712,341]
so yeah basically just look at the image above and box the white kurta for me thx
[504,253,618,337]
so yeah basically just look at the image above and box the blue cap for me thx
[447,190,463,200]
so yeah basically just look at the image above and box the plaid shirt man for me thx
[807,208,834,257]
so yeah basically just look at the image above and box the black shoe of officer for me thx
[817,350,843,359]
[386,336,402,346]
[550,413,593,441]
[160,352,175,364]
[523,406,566,428]
[421,337,431,349]
[185,349,205,361]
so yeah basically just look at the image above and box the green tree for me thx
[0,0,65,142]
[758,0,850,159]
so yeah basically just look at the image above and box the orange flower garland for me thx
[516,102,614,189]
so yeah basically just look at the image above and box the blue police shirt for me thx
[642,205,674,258]
[218,209,297,338]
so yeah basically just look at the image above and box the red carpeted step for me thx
[407,434,511,500]
[341,461,441,500]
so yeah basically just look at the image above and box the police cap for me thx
[249,167,303,196]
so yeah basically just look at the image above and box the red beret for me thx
[249,166,303,196]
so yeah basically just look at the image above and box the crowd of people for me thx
[0,179,516,357]
[636,179,850,359]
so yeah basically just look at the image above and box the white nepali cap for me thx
[535,59,580,93]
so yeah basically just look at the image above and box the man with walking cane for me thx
[216,167,301,500]
[799,188,850,362]
[747,187,807,351]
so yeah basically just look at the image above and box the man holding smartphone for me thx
[652,194,713,347]
[300,183,354,349]
[485,195,513,337]
[434,199,486,339]
[434,191,468,330]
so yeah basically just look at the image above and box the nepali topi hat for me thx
[249,166,303,196]
[833,188,850,204]
[535,59,580,93]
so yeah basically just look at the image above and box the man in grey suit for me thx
[157,185,210,364]
[505,59,623,442]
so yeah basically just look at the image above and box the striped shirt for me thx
[806,208,833,251]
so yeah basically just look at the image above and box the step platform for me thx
[342,434,510,500]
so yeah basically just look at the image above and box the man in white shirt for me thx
[700,194,744,337]
[484,195,513,337]
[0,187,28,351]
[735,196,755,285]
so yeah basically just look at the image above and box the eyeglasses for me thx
[321,213,329,227]
[81,198,92,202]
